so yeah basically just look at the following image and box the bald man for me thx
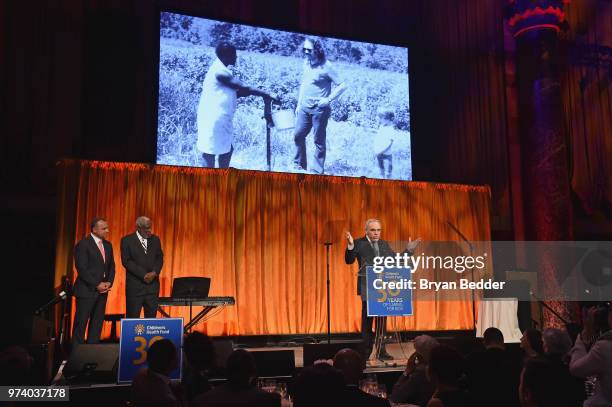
[121,216,164,318]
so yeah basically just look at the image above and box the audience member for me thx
[520,328,544,359]
[333,348,390,407]
[569,305,612,407]
[183,331,214,402]
[291,362,345,407]
[0,346,34,385]
[426,345,469,407]
[192,349,280,407]
[131,339,184,407]
[542,328,572,359]
[519,357,561,407]
[541,328,585,406]
[466,327,521,407]
[390,335,438,406]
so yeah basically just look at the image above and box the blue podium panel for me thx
[366,266,413,316]
[118,318,183,384]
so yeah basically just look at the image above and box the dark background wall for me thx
[2,0,610,345]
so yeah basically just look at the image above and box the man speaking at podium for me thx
[121,216,164,318]
[345,218,420,361]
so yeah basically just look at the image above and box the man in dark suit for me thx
[345,218,420,361]
[72,217,115,344]
[121,216,164,318]
[466,327,521,407]
[131,338,184,407]
[334,348,391,407]
[192,349,280,407]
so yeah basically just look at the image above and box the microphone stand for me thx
[446,221,477,336]
[324,242,333,344]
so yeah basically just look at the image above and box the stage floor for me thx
[248,341,415,371]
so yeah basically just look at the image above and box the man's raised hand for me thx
[406,237,422,252]
[345,231,354,248]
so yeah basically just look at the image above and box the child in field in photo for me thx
[373,108,395,179]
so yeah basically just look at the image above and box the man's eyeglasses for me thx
[303,48,313,54]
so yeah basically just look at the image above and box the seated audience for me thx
[542,328,585,406]
[0,346,34,385]
[466,327,520,407]
[182,331,214,402]
[333,348,390,407]
[291,362,345,407]
[192,349,280,407]
[519,357,569,407]
[427,345,469,407]
[569,305,612,407]
[390,335,438,406]
[521,328,544,359]
[131,338,184,407]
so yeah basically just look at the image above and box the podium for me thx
[365,265,413,364]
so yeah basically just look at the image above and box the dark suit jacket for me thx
[192,384,280,407]
[390,364,434,406]
[466,347,521,407]
[120,232,164,296]
[341,386,391,407]
[131,367,183,407]
[73,235,115,298]
[345,236,397,296]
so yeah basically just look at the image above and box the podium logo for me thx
[135,324,145,335]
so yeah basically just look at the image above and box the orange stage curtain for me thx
[55,159,491,338]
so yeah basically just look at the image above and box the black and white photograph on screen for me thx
[157,12,411,180]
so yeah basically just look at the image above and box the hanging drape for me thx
[55,159,491,337]
[563,1,612,216]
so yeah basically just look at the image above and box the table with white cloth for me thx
[475,298,523,343]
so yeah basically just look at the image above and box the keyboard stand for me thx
[158,301,220,333]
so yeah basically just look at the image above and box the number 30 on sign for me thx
[118,318,183,383]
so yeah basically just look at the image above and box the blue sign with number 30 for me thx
[366,266,413,316]
[118,318,183,383]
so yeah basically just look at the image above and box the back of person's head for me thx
[183,331,214,370]
[147,339,178,375]
[522,329,544,355]
[483,327,505,348]
[292,363,344,407]
[519,358,559,407]
[428,345,464,386]
[0,346,33,385]
[226,349,256,390]
[413,335,439,363]
[333,348,364,385]
[542,328,571,357]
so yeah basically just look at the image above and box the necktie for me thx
[97,240,106,263]
[372,241,380,257]
[140,237,147,254]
